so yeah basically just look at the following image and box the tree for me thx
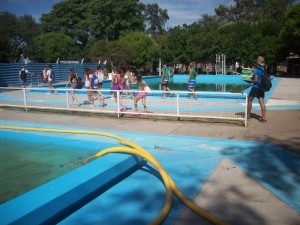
[90,39,135,66]
[215,0,296,24]
[0,12,18,62]
[0,12,40,62]
[40,0,145,45]
[120,32,159,69]
[279,3,300,57]
[159,26,189,64]
[91,32,159,70]
[31,32,76,63]
[143,3,169,34]
[186,15,222,62]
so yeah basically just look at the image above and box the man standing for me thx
[19,65,33,88]
[46,65,57,94]
[247,56,267,122]
[161,63,174,98]
[187,62,197,99]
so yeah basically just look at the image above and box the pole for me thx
[159,58,161,76]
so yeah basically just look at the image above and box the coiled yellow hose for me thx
[85,146,173,225]
[0,125,229,225]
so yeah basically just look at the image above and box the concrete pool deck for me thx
[0,77,299,225]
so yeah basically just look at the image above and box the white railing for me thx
[0,87,248,126]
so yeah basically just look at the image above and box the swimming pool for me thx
[51,75,251,93]
[0,75,251,124]
[0,128,119,204]
[1,120,299,225]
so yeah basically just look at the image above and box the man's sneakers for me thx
[260,118,267,123]
[247,115,267,123]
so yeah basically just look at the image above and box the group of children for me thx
[64,65,150,114]
[19,62,198,115]
[19,65,57,94]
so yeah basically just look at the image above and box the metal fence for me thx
[0,63,99,87]
[0,87,248,126]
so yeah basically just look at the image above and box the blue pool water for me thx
[51,75,251,92]
[48,74,280,104]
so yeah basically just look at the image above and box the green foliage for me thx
[279,3,300,56]
[90,39,134,66]
[0,0,298,67]
[31,32,76,63]
[0,12,41,62]
[160,27,189,63]
[186,15,222,62]
[215,0,296,23]
[213,20,282,65]
[40,0,145,45]
[0,12,18,62]
[120,32,159,68]
[144,4,169,34]
[90,32,159,68]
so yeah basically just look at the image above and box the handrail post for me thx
[176,92,180,117]
[66,90,69,109]
[117,90,120,118]
[23,88,27,112]
[245,93,248,127]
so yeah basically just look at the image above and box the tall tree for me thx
[120,32,159,69]
[90,32,159,69]
[161,26,189,64]
[0,12,18,62]
[90,39,134,66]
[40,0,145,45]
[215,0,296,23]
[0,12,40,62]
[30,32,76,63]
[143,3,169,34]
[186,15,221,62]
[279,3,300,57]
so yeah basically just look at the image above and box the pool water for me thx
[50,75,251,93]
[149,83,250,93]
[0,139,88,204]
[0,130,107,204]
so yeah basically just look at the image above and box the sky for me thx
[0,0,232,27]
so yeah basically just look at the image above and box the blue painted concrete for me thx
[0,155,144,225]
[174,74,250,85]
[242,76,280,103]
[2,75,298,111]
[0,120,299,225]
[0,86,247,113]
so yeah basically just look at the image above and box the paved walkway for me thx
[0,77,299,225]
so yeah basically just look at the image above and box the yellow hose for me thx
[0,125,230,225]
[85,146,173,225]
[118,139,229,225]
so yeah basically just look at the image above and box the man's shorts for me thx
[161,80,169,86]
[20,78,27,86]
[188,80,196,89]
[249,87,265,98]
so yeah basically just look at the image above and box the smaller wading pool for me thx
[1,118,298,225]
[0,127,119,204]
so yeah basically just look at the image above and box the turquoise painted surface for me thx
[1,120,299,225]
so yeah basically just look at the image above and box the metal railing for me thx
[0,87,248,126]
